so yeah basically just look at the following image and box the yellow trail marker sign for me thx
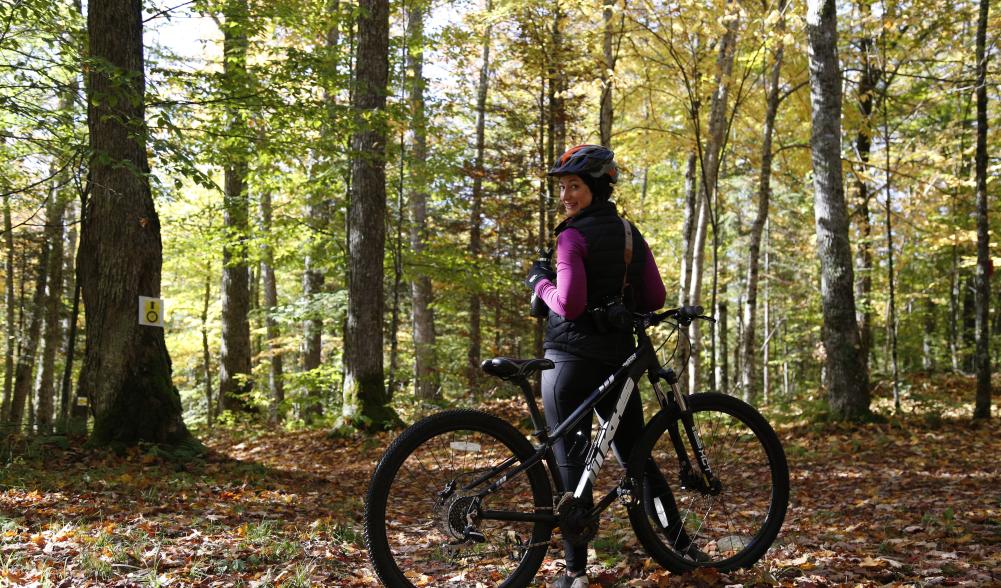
[139,296,165,327]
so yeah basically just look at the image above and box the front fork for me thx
[649,369,721,495]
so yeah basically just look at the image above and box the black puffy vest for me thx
[544,201,647,364]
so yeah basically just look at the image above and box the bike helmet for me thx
[548,144,619,184]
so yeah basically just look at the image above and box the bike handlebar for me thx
[642,306,716,328]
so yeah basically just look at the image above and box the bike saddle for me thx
[480,357,555,380]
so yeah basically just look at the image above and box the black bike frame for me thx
[470,318,719,525]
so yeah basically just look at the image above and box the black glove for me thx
[524,260,555,289]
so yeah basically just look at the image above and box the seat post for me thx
[512,376,548,441]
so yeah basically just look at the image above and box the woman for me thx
[525,144,666,588]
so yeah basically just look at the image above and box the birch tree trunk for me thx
[407,1,438,400]
[342,0,397,428]
[972,0,991,419]
[218,0,253,412]
[678,151,697,309]
[740,2,785,402]
[468,0,491,391]
[806,0,870,420]
[79,0,191,444]
[687,8,738,394]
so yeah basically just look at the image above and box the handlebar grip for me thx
[680,305,703,317]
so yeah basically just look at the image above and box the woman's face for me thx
[559,174,593,218]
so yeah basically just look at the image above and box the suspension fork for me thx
[652,369,721,494]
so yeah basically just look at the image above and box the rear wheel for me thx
[365,409,554,587]
[627,393,789,572]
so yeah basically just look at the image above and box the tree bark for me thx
[851,3,879,378]
[36,175,68,434]
[923,298,935,370]
[301,0,340,405]
[0,193,15,423]
[406,1,438,400]
[79,0,191,445]
[259,189,284,423]
[6,242,47,430]
[688,7,738,395]
[740,2,785,402]
[468,0,491,392]
[715,290,728,395]
[880,53,900,411]
[678,151,697,310]
[201,265,214,424]
[598,0,616,147]
[342,0,397,428]
[972,0,991,419]
[806,0,870,421]
[218,0,253,413]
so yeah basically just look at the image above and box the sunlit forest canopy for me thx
[0,0,997,434]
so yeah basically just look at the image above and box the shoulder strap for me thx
[621,218,633,294]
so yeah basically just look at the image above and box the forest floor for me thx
[1,373,999,587]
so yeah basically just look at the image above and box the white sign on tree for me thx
[139,296,165,328]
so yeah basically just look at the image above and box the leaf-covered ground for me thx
[1,375,999,587]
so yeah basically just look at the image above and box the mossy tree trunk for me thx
[341,0,399,429]
[79,0,191,446]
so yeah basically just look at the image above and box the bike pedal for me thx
[463,525,486,543]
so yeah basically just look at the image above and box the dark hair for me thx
[581,173,614,202]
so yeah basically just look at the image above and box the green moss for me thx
[89,341,200,451]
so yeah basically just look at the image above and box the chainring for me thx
[556,493,599,546]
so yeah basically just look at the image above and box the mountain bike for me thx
[365,306,789,587]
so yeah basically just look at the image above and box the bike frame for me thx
[469,317,719,526]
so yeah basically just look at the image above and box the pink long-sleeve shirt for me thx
[533,226,666,319]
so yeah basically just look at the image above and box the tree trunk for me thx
[78,0,191,445]
[301,0,340,408]
[852,30,878,375]
[6,243,47,430]
[678,151,698,310]
[407,1,438,400]
[218,0,253,413]
[740,4,785,402]
[0,193,15,423]
[201,265,214,424]
[598,0,616,147]
[806,0,870,421]
[715,291,728,395]
[880,67,900,411]
[688,8,738,394]
[963,275,976,370]
[37,176,68,434]
[923,298,935,370]
[342,0,397,428]
[260,189,284,423]
[972,0,991,419]
[468,0,491,392]
[950,241,960,371]
[60,198,85,433]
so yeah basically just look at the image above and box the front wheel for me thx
[627,393,789,572]
[365,409,554,587]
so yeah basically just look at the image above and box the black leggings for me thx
[541,356,646,572]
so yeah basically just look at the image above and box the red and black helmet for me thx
[548,144,619,184]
